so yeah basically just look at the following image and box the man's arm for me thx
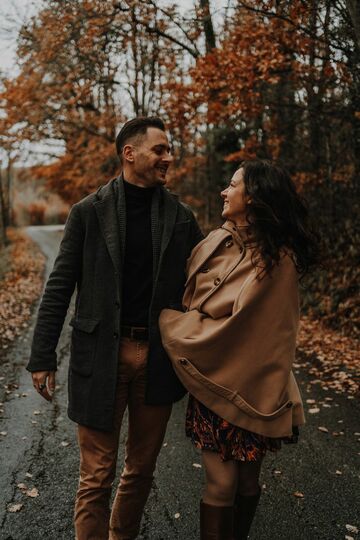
[188,210,204,249]
[27,204,84,385]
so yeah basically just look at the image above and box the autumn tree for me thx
[0,0,211,203]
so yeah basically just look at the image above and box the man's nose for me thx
[164,152,174,163]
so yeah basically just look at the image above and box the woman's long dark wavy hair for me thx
[240,159,318,278]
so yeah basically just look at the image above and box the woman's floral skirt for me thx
[185,395,299,462]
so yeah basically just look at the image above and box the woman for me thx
[159,160,317,540]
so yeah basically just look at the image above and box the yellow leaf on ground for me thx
[8,503,23,513]
[26,487,39,498]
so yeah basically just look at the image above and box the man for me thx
[27,117,203,540]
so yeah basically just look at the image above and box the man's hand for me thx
[31,371,56,402]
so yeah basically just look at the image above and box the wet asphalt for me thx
[0,226,359,540]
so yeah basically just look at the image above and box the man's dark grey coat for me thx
[27,176,203,431]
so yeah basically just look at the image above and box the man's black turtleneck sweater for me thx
[121,179,155,327]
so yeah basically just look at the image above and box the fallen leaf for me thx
[33,410,41,415]
[174,513,180,519]
[8,503,23,513]
[293,491,304,498]
[192,463,202,468]
[308,407,320,414]
[273,470,282,475]
[26,487,39,498]
[0,431,7,436]
[25,473,33,478]
[318,426,329,433]
[17,483,27,491]
[60,441,70,447]
[335,470,342,475]
[346,525,359,534]
[306,399,316,404]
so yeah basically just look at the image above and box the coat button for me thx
[286,401,293,408]
[179,358,188,365]
[225,240,233,248]
[214,278,221,286]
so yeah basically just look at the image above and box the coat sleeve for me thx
[188,209,204,250]
[27,204,84,372]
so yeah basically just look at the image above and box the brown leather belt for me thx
[120,325,149,341]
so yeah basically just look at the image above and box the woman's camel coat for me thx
[159,221,305,438]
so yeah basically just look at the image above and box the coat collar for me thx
[93,175,179,277]
[185,221,252,288]
[185,227,233,287]
[222,220,254,246]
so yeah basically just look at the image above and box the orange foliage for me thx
[0,229,45,350]
[27,202,47,225]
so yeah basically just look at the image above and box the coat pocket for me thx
[69,317,100,376]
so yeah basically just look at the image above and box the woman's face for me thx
[221,168,250,225]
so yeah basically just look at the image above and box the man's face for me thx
[124,127,173,187]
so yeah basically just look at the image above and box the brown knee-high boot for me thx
[233,490,261,539]
[200,501,234,540]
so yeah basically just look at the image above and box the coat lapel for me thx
[93,177,122,274]
[158,188,178,262]
[185,229,230,286]
[93,180,178,282]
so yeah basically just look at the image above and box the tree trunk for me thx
[199,0,217,227]
[0,166,8,248]
[346,0,360,48]
[199,0,216,52]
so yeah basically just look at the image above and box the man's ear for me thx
[123,144,135,163]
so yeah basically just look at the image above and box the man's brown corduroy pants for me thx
[74,338,172,540]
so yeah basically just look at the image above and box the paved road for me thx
[0,226,359,540]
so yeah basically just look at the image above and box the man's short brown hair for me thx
[115,117,166,160]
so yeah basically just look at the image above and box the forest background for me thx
[0,0,359,392]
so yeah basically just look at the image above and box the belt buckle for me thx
[130,327,137,340]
